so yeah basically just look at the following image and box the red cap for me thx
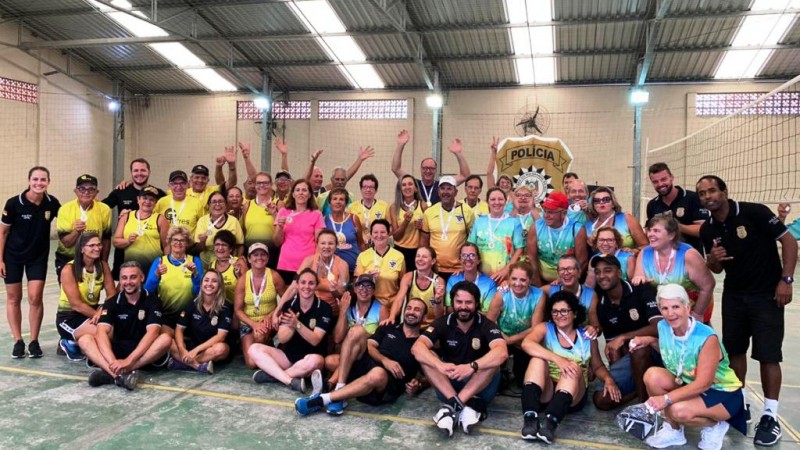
[541,192,569,211]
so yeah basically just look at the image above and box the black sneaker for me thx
[754,415,781,446]
[521,412,539,440]
[28,340,43,358]
[12,340,26,359]
[745,403,751,424]
[88,369,114,387]
[536,414,558,445]
[253,370,277,384]
[115,371,139,391]
[289,377,307,393]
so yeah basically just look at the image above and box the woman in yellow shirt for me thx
[389,174,425,271]
[195,191,244,269]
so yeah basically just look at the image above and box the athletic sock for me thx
[763,398,779,418]
[544,389,574,423]
[521,382,543,415]
[335,382,345,391]
[320,393,332,406]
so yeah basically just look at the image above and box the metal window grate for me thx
[237,100,311,120]
[318,99,408,120]
[0,76,38,104]
[696,92,800,116]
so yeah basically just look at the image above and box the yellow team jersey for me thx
[243,199,275,248]
[121,211,162,269]
[186,185,221,214]
[194,214,244,269]
[464,199,489,219]
[156,255,196,315]
[243,269,278,322]
[355,247,405,305]
[58,262,105,312]
[347,200,390,243]
[406,271,439,328]
[211,256,240,304]
[422,202,474,273]
[155,195,204,235]
[56,200,112,258]
[392,204,424,249]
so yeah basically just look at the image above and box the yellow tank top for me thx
[211,256,239,304]
[244,199,276,247]
[195,214,244,269]
[244,269,278,322]
[158,255,196,315]
[393,203,424,248]
[122,211,162,268]
[406,271,438,328]
[58,262,104,312]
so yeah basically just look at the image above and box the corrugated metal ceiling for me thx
[1,0,797,94]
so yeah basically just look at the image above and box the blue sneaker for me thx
[326,400,344,416]
[295,394,322,416]
[58,339,85,362]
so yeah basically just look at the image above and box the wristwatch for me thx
[782,276,794,284]
[469,361,479,372]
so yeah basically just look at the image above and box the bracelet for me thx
[663,394,672,406]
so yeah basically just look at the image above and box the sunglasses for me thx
[592,196,613,204]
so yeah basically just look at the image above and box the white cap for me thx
[656,284,690,305]
[439,175,457,187]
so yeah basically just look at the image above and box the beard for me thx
[456,309,475,322]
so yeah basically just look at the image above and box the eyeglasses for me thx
[597,238,616,244]
[213,242,230,248]
[551,308,573,317]
[170,181,187,187]
[557,267,578,273]
[209,200,226,205]
[460,253,478,261]
[77,187,97,194]
[84,243,103,249]
[593,196,612,204]
[171,238,187,244]
[361,185,376,190]
[355,284,375,291]
[421,166,436,171]
[515,194,533,200]
[255,181,271,186]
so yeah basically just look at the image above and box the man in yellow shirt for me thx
[155,171,204,236]
[186,146,238,212]
[462,174,489,219]
[347,174,389,245]
[421,176,473,284]
[55,174,112,282]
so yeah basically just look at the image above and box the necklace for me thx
[420,182,435,208]
[557,326,588,366]
[669,317,697,385]
[654,248,676,284]
[487,214,506,249]
[84,267,97,301]
[250,270,267,313]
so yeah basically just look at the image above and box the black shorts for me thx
[111,340,139,359]
[55,253,71,284]
[56,311,91,340]
[3,258,48,284]
[348,354,403,406]
[161,311,181,329]
[721,291,784,362]
[239,322,253,339]
[281,345,309,365]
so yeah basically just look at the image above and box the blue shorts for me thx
[598,349,663,395]
[701,388,747,435]
[435,370,501,404]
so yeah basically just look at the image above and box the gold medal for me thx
[327,272,335,283]
[427,201,432,208]
[674,376,683,385]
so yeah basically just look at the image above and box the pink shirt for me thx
[276,208,324,272]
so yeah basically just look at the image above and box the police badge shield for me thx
[138,310,145,321]
[471,338,481,350]
[736,225,747,239]
[629,308,640,321]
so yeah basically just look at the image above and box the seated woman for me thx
[296,229,350,318]
[248,268,333,393]
[144,226,204,337]
[519,291,619,444]
[385,246,445,328]
[234,243,286,368]
[468,187,525,283]
[630,284,745,450]
[487,262,545,387]
[167,270,232,374]
[56,232,116,361]
[584,226,635,288]
[584,187,647,253]
[632,215,715,324]
[208,230,247,305]
[194,191,244,269]
[542,255,599,333]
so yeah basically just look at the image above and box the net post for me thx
[259,73,272,173]
[431,69,442,174]
[112,79,125,185]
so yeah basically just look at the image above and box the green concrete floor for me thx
[0,248,798,449]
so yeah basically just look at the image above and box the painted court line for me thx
[0,365,641,450]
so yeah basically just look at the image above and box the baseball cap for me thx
[354,274,376,287]
[248,242,269,255]
[439,175,457,187]
[191,164,210,176]
[138,185,160,198]
[590,254,621,269]
[75,174,98,187]
[657,284,690,304]
[275,170,292,180]
[169,170,188,182]
[541,192,569,211]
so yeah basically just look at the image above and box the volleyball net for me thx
[646,74,800,205]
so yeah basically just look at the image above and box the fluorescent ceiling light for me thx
[731,14,794,46]
[321,36,366,62]
[184,68,237,92]
[630,89,650,104]
[426,93,444,109]
[150,42,205,68]
[714,49,772,79]
[344,64,385,89]
[288,0,346,33]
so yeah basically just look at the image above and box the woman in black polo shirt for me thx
[168,270,232,374]
[0,166,61,358]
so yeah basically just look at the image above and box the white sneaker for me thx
[433,406,457,438]
[310,369,323,396]
[645,422,686,448]
[699,421,729,450]
[460,406,480,434]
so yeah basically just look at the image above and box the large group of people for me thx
[0,135,796,449]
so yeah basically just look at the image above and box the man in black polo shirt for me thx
[295,298,427,416]
[412,281,508,437]
[697,175,797,447]
[590,255,660,411]
[0,166,61,358]
[103,158,166,279]
[78,261,171,391]
[646,163,708,252]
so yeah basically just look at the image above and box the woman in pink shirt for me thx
[274,179,324,285]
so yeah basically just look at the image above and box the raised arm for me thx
[305,149,323,185]
[391,129,410,179]
[448,138,472,185]
[345,146,375,182]
[240,142,259,181]
[224,145,238,189]
[486,136,498,188]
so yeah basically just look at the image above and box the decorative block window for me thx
[696,92,800,116]
[0,76,38,104]
[318,99,408,120]
[237,100,311,120]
